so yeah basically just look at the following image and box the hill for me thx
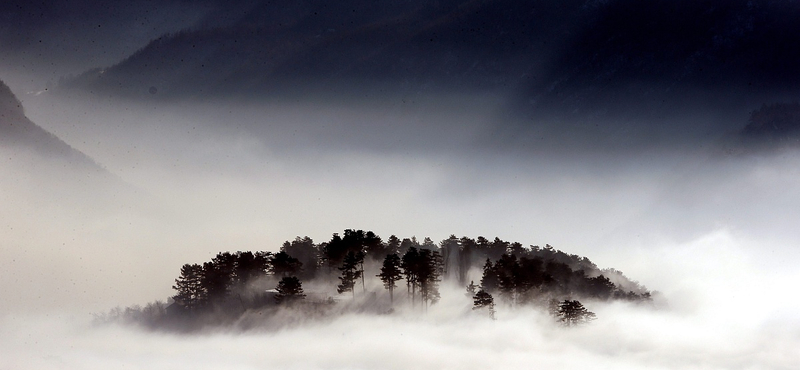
[60,0,800,122]
[0,79,104,169]
[100,230,653,332]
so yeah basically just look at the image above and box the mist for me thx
[1,83,799,369]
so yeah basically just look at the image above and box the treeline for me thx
[102,229,651,330]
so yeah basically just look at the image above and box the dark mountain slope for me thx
[522,0,800,120]
[0,80,103,169]
[61,0,800,128]
[60,0,586,99]
[0,79,141,208]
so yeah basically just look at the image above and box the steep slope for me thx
[0,80,103,169]
[63,0,800,105]
[57,0,588,99]
[56,0,800,152]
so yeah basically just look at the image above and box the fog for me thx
[2,90,799,369]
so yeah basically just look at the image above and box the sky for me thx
[1,1,800,369]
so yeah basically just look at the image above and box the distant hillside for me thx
[0,79,104,169]
[61,0,800,121]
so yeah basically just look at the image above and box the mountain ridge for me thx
[60,0,800,113]
[0,79,105,169]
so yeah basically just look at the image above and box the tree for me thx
[377,253,403,304]
[172,263,206,311]
[547,298,561,318]
[363,231,386,260]
[480,259,499,294]
[466,280,478,297]
[386,235,401,256]
[421,237,437,251]
[401,247,420,305]
[472,289,496,320]
[321,229,369,275]
[495,254,519,304]
[231,251,270,289]
[275,276,306,304]
[584,275,615,300]
[337,251,362,297]
[270,251,303,277]
[487,237,510,261]
[417,248,443,307]
[202,257,234,304]
[281,236,318,280]
[400,247,443,308]
[458,237,477,285]
[556,299,596,326]
[398,237,420,256]
[440,235,460,282]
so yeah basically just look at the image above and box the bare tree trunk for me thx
[360,261,365,292]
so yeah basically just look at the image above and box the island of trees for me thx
[100,229,652,331]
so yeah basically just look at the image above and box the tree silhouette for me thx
[440,235,460,282]
[275,276,306,304]
[421,237,437,250]
[337,251,362,297]
[172,263,206,311]
[466,280,478,297]
[363,231,386,260]
[401,247,420,305]
[231,251,270,290]
[270,251,303,277]
[472,289,496,320]
[397,237,419,256]
[584,275,615,300]
[400,247,443,308]
[417,248,443,307]
[281,236,318,280]
[480,259,499,294]
[385,235,401,256]
[202,254,235,304]
[556,299,596,326]
[377,253,403,304]
[155,232,652,328]
[487,237,510,261]
[495,253,519,304]
[322,230,370,278]
[458,237,476,285]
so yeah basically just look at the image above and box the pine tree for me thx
[270,251,303,277]
[472,289,496,319]
[417,248,443,307]
[337,251,362,297]
[377,253,403,304]
[172,264,206,311]
[401,247,420,305]
[480,259,500,294]
[275,276,306,304]
[466,280,478,297]
[556,299,596,326]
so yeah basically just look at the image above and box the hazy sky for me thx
[2,1,800,369]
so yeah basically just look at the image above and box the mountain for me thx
[61,0,800,114]
[59,0,580,100]
[0,79,103,169]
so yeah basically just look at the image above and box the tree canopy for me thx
[146,229,653,330]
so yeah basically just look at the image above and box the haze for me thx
[2,1,800,369]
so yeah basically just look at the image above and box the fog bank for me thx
[2,91,799,369]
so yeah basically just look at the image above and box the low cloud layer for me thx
[2,91,799,369]
[3,251,798,370]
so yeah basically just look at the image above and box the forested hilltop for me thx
[102,230,652,331]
